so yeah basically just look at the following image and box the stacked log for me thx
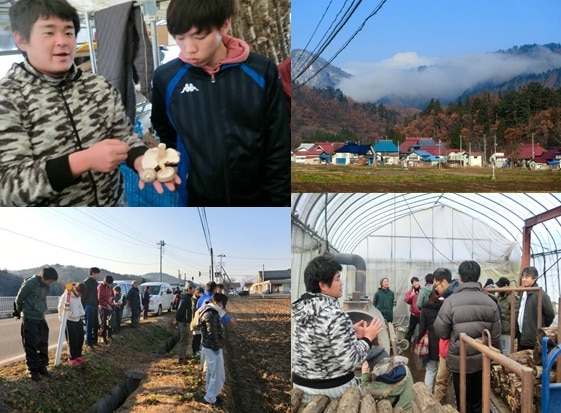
[490,345,560,412]
[291,382,454,413]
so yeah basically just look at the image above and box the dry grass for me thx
[291,164,561,192]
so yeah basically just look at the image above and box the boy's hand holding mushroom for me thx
[135,143,182,193]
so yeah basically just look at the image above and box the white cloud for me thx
[338,48,561,104]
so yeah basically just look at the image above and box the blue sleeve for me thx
[221,314,231,324]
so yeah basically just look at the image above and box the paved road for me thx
[0,313,64,367]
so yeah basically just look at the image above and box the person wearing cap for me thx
[516,266,554,350]
[434,261,501,413]
[14,266,59,382]
[175,281,196,363]
[292,255,384,403]
[360,347,414,411]
[191,286,205,356]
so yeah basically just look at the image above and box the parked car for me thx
[140,282,175,316]
[112,280,136,322]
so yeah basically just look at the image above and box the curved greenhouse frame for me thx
[292,193,561,328]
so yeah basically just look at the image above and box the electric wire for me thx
[294,0,389,89]
[197,207,213,252]
[292,0,340,70]
[294,0,364,82]
[0,226,155,266]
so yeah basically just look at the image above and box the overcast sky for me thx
[0,208,290,281]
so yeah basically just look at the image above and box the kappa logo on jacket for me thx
[180,83,199,93]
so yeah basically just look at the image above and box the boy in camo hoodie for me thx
[292,255,384,403]
[0,0,179,206]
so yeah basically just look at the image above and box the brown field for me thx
[292,164,561,192]
[0,296,290,413]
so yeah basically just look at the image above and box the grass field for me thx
[291,164,561,192]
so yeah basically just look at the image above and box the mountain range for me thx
[292,43,561,109]
[0,265,182,297]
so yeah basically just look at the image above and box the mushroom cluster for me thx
[139,143,180,183]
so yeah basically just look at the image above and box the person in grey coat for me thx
[434,260,501,413]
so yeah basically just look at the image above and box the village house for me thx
[291,142,345,164]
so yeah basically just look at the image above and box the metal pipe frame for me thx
[459,331,535,413]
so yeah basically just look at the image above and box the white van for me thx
[140,282,174,316]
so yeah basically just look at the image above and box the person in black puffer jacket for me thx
[418,289,443,392]
[199,293,229,406]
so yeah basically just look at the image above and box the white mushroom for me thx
[140,143,180,183]
[157,166,176,182]
[139,168,157,183]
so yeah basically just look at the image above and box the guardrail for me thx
[0,297,59,316]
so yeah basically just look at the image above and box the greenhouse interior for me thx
[291,193,561,328]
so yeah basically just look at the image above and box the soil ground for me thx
[0,296,290,413]
[292,164,561,192]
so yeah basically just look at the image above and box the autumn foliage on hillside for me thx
[293,82,561,156]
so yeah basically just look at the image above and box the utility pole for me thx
[177,269,181,283]
[492,135,497,180]
[218,254,226,284]
[210,247,214,282]
[157,240,166,282]
[483,134,487,167]
[438,139,441,170]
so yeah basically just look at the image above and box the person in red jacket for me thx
[97,275,114,344]
[404,276,421,343]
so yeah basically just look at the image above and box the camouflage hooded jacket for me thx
[291,293,371,388]
[0,60,147,206]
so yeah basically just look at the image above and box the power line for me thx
[293,0,338,70]
[294,0,364,81]
[294,0,390,88]
[0,226,155,266]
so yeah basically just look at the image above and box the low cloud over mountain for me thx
[297,44,561,108]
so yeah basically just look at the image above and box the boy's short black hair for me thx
[212,292,228,308]
[433,267,452,283]
[458,260,481,283]
[104,275,114,284]
[205,281,217,292]
[304,255,342,294]
[40,266,58,281]
[521,266,539,279]
[89,267,101,276]
[410,276,419,283]
[9,0,80,41]
[166,0,235,36]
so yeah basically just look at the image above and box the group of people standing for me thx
[292,254,556,413]
[13,266,153,381]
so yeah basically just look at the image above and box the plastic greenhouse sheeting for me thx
[291,193,561,329]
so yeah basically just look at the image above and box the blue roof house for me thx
[334,142,374,165]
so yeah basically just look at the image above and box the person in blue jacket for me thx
[151,0,290,207]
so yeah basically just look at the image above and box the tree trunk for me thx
[230,0,290,64]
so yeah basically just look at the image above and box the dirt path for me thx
[224,297,290,412]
